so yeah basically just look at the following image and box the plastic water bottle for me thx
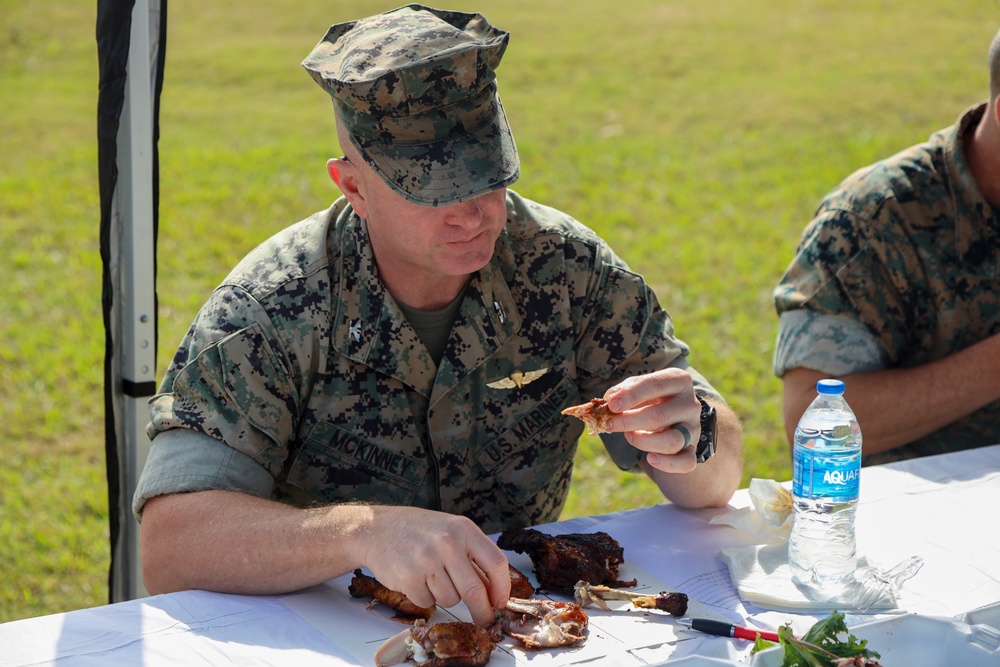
[788,379,862,600]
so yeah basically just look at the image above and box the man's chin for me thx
[445,250,494,276]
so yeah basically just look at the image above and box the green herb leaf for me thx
[777,611,882,667]
[751,634,777,654]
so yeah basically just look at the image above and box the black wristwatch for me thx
[695,396,718,463]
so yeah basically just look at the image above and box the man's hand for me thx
[360,506,510,626]
[600,368,743,508]
[602,367,703,473]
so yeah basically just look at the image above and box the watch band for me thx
[695,396,717,463]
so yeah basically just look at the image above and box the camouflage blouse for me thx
[144,191,719,532]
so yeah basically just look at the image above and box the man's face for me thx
[337,154,509,282]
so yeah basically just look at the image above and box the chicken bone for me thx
[573,581,689,617]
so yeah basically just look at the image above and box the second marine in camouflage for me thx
[774,26,1000,464]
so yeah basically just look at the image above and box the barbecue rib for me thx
[497,528,636,594]
[508,563,535,599]
[374,619,502,667]
[349,569,436,622]
[501,598,588,649]
[561,398,615,435]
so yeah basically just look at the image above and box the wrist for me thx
[314,502,380,571]
[695,396,717,463]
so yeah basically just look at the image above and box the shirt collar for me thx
[329,205,521,400]
[943,103,1000,275]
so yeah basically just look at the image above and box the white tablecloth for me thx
[3,445,999,666]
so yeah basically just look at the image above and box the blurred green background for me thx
[1,0,996,622]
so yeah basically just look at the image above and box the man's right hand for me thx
[358,506,511,626]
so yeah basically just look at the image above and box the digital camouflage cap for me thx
[302,4,520,206]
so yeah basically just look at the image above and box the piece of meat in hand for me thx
[374,619,502,667]
[501,598,588,649]
[561,398,615,435]
[508,563,535,599]
[497,528,636,594]
[349,569,435,623]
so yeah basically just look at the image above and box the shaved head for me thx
[336,116,363,163]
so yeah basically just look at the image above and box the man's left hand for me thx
[602,368,701,473]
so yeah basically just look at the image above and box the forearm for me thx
[140,490,371,595]
[782,333,1000,453]
[644,400,744,508]
[139,489,511,626]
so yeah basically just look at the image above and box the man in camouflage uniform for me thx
[134,5,743,626]
[774,27,1000,466]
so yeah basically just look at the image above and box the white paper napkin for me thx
[718,542,898,614]
[711,478,920,614]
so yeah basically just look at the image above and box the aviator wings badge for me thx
[487,368,549,390]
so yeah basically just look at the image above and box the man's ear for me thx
[328,157,368,218]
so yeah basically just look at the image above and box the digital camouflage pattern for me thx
[144,191,721,534]
[774,104,1000,465]
[302,4,519,207]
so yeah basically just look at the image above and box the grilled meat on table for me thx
[501,597,589,649]
[374,619,501,666]
[497,528,636,594]
[349,569,436,622]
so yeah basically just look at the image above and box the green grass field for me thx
[1,0,996,623]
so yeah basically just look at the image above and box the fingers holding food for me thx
[561,398,615,435]
[349,569,436,622]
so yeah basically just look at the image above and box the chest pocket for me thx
[283,420,430,507]
[473,374,581,524]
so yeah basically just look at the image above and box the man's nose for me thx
[445,197,485,227]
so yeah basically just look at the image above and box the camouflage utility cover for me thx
[302,4,519,206]
[142,191,720,533]
[774,104,1000,465]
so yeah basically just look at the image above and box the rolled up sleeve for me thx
[132,428,274,520]
[774,310,888,377]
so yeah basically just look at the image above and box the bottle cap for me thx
[816,379,845,395]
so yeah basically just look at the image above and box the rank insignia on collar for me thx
[494,300,505,323]
[487,368,548,389]
[349,319,362,343]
